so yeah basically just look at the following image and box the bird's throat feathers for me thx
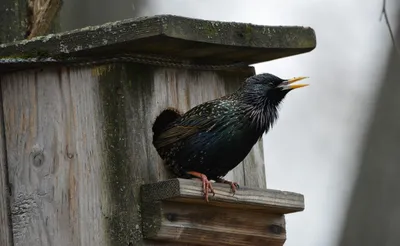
[236,85,286,133]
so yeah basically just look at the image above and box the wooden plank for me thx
[142,200,286,246]
[1,68,108,246]
[0,82,12,246]
[141,179,304,214]
[0,15,316,73]
[97,64,156,246]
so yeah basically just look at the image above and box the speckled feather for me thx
[152,73,292,180]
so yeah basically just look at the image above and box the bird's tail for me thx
[152,107,182,140]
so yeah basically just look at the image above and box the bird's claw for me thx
[217,178,239,195]
[201,175,215,202]
[229,182,240,195]
[186,171,216,202]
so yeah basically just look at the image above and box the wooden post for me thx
[0,88,12,246]
[0,15,316,246]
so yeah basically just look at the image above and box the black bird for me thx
[152,73,308,201]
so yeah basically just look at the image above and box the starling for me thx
[152,73,308,202]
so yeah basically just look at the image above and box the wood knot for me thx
[66,144,74,159]
[268,224,285,235]
[30,145,44,167]
[237,32,245,38]
[165,213,178,222]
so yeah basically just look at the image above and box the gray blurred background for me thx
[60,0,400,245]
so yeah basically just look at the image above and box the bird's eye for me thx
[268,82,274,87]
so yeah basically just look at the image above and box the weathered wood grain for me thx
[0,82,12,246]
[1,68,108,246]
[97,64,153,245]
[0,15,316,73]
[141,179,304,214]
[142,200,286,246]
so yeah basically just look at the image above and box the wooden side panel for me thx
[1,68,107,246]
[97,64,154,246]
[0,82,12,246]
[141,179,304,214]
[241,143,265,188]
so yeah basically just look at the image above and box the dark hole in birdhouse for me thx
[152,107,183,141]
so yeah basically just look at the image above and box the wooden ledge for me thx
[141,178,304,246]
[141,178,304,213]
[0,15,316,72]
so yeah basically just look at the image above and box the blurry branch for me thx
[380,0,399,54]
[27,0,62,39]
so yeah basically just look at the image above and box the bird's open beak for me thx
[278,77,309,90]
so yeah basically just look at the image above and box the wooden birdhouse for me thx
[0,15,316,246]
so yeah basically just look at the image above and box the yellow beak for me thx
[286,76,309,89]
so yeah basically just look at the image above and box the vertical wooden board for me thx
[0,82,12,246]
[66,68,108,246]
[1,68,107,246]
[242,141,265,188]
[96,64,154,246]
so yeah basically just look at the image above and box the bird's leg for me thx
[216,177,240,195]
[186,171,215,202]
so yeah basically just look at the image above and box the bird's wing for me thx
[153,101,227,148]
